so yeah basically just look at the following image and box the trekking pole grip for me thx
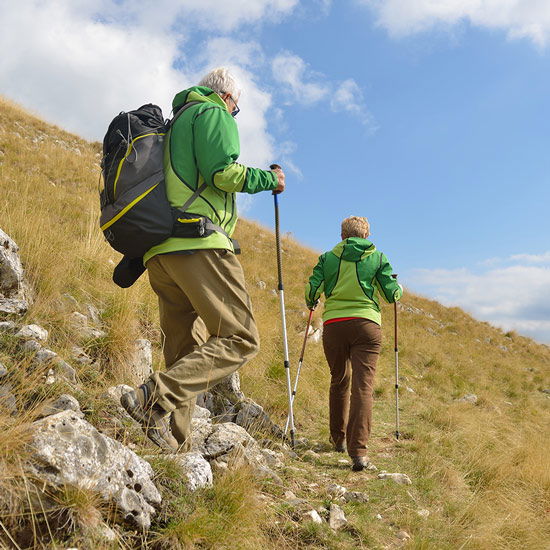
[270,163,282,195]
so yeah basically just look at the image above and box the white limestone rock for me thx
[28,410,161,530]
[457,393,478,404]
[192,405,211,419]
[0,228,29,316]
[16,324,48,342]
[328,503,347,530]
[41,394,82,417]
[169,452,213,491]
[303,510,323,524]
[129,339,153,383]
[378,472,412,485]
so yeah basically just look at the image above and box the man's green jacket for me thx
[144,86,277,264]
[305,238,403,325]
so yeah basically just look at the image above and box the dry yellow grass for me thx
[0,96,549,549]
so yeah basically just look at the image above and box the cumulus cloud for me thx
[330,79,376,128]
[0,0,296,154]
[408,253,550,343]
[271,53,375,129]
[362,0,550,47]
[271,51,330,105]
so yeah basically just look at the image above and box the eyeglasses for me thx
[224,93,240,117]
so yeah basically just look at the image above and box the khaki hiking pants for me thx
[322,318,382,458]
[145,250,259,451]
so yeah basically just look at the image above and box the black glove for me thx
[113,256,146,288]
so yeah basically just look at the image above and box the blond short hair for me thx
[341,216,370,239]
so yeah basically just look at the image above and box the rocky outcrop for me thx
[0,228,29,316]
[197,371,284,437]
[28,410,161,530]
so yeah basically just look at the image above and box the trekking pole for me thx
[270,164,296,449]
[284,307,314,434]
[391,274,400,440]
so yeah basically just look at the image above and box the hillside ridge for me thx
[1,96,549,549]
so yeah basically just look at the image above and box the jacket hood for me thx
[332,238,376,262]
[172,86,227,113]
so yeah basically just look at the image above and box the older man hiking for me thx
[121,67,285,451]
[305,216,402,471]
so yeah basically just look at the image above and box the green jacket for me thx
[305,238,403,325]
[144,86,277,263]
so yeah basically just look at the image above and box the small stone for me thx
[192,405,211,419]
[21,339,41,353]
[328,503,347,530]
[130,339,153,383]
[261,448,285,469]
[327,483,347,497]
[0,384,17,414]
[71,346,92,366]
[541,389,550,395]
[256,281,267,290]
[169,452,213,491]
[417,509,430,518]
[396,530,411,541]
[283,490,307,506]
[0,362,7,378]
[16,324,48,342]
[406,386,415,394]
[303,449,320,460]
[343,491,369,503]
[378,472,412,485]
[303,510,323,524]
[55,360,78,384]
[375,514,383,520]
[34,348,58,364]
[42,394,81,417]
[337,458,350,465]
[457,394,478,404]
[0,321,16,333]
[44,368,56,384]
[85,303,102,325]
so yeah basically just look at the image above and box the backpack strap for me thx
[169,101,240,254]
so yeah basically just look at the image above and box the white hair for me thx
[198,67,241,99]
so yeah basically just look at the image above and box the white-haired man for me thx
[122,68,285,450]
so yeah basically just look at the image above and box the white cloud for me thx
[331,79,376,128]
[408,256,550,343]
[271,53,376,130]
[0,0,290,173]
[363,0,550,47]
[271,52,330,105]
[510,251,550,264]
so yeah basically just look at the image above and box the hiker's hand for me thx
[308,300,319,311]
[270,164,285,194]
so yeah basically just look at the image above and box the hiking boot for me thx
[120,385,178,452]
[334,444,346,453]
[351,456,368,471]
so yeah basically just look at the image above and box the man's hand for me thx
[270,164,285,194]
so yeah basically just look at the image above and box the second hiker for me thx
[305,216,402,471]
[122,67,285,450]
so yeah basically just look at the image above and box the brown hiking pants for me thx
[145,250,259,450]
[322,318,382,457]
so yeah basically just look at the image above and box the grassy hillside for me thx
[0,96,549,549]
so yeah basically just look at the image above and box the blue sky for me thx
[1,1,549,342]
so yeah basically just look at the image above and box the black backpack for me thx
[99,102,235,260]
[99,104,174,258]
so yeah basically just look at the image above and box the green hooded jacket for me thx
[143,86,277,264]
[305,238,403,325]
